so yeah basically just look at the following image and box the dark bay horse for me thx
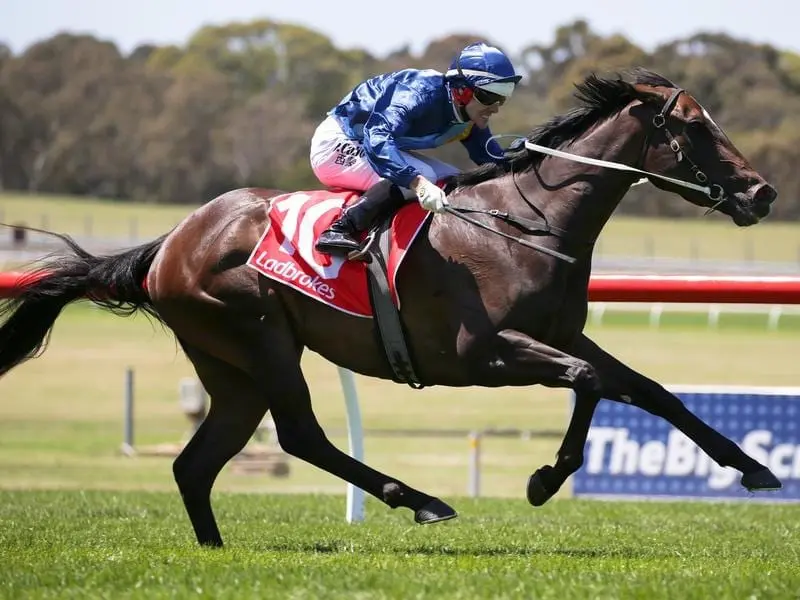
[0,70,780,547]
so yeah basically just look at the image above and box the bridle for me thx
[639,87,727,214]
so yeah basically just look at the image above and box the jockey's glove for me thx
[411,176,449,213]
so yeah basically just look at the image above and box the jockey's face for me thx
[464,91,504,129]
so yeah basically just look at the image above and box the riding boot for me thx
[315,180,405,255]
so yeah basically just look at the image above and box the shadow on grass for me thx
[248,540,654,560]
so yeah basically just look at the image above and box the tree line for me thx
[1,19,799,220]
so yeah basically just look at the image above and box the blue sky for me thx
[3,0,798,57]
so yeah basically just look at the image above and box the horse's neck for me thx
[520,120,643,245]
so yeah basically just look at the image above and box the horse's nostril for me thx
[754,184,777,205]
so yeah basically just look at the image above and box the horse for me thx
[0,70,779,547]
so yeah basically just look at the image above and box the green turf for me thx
[0,490,797,599]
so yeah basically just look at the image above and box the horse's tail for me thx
[0,226,167,377]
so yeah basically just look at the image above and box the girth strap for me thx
[363,218,424,389]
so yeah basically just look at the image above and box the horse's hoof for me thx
[741,468,782,492]
[527,466,557,507]
[415,499,458,524]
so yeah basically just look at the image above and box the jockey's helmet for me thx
[445,42,521,104]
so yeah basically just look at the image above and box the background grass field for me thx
[0,193,190,243]
[3,190,800,263]
[0,302,797,500]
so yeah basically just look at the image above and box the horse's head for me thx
[632,79,777,226]
[448,70,778,251]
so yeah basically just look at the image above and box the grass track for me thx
[0,490,798,599]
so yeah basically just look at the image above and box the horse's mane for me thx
[448,69,676,189]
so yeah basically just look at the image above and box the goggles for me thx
[473,87,507,106]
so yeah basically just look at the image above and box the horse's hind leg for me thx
[160,297,455,544]
[252,311,456,525]
[172,342,269,547]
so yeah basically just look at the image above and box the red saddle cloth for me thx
[246,189,431,318]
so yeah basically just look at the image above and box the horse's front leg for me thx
[526,390,599,506]
[459,329,604,502]
[461,328,603,393]
[528,333,782,506]
[524,332,634,505]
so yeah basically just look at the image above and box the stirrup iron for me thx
[346,229,379,262]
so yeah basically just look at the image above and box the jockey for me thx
[310,42,521,255]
